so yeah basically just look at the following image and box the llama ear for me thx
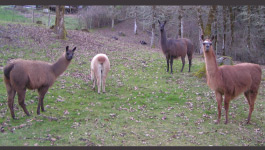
[211,35,215,41]
[66,46,69,52]
[201,35,204,41]
[164,21,167,24]
[158,20,161,24]
[72,47,76,52]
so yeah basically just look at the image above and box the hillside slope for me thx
[0,22,264,146]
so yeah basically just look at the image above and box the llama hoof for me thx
[12,117,18,120]
[224,121,228,124]
[42,109,46,112]
[26,114,31,116]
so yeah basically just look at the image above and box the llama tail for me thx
[3,63,14,80]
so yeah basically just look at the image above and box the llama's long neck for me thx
[160,30,168,52]
[52,53,71,78]
[204,49,219,79]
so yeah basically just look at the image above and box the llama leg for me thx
[188,57,192,72]
[7,88,16,119]
[102,73,107,93]
[166,57,169,72]
[37,86,49,115]
[181,56,185,72]
[96,73,101,94]
[247,92,257,124]
[91,70,96,90]
[215,92,223,124]
[17,89,30,117]
[93,78,96,91]
[224,94,231,124]
[170,56,173,74]
[102,78,106,93]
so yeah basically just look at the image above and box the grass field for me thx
[0,6,80,30]
[0,6,264,146]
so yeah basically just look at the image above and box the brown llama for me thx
[91,53,110,94]
[3,46,76,119]
[201,35,262,124]
[158,20,194,73]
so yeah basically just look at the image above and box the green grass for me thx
[0,6,30,23]
[0,6,80,30]
[0,10,264,146]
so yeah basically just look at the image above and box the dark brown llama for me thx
[3,46,76,119]
[201,35,262,124]
[158,20,194,73]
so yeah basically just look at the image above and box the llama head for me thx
[65,46,76,61]
[158,20,167,32]
[201,35,214,52]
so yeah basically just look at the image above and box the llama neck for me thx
[160,30,167,51]
[204,50,219,78]
[52,53,71,77]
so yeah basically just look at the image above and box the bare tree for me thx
[32,6,35,23]
[222,6,227,56]
[197,6,217,53]
[134,6,138,35]
[150,5,156,48]
[55,5,67,39]
[229,6,235,47]
[111,5,116,29]
[48,7,51,27]
[178,6,184,38]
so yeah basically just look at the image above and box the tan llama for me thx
[91,54,110,94]
[201,35,261,124]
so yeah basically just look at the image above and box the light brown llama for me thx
[91,53,110,94]
[201,35,262,124]
[3,46,76,119]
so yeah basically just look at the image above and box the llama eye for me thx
[210,43,212,46]
[67,52,69,55]
[203,43,205,45]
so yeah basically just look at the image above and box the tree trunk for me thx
[229,6,235,47]
[111,17,115,29]
[134,6,138,35]
[48,9,51,27]
[246,6,253,62]
[197,6,204,54]
[197,6,217,53]
[90,16,92,29]
[178,6,184,38]
[111,5,115,29]
[55,5,67,39]
[32,7,34,23]
[204,5,217,37]
[150,5,156,48]
[134,18,137,35]
[222,6,227,56]
[214,6,218,55]
[247,6,251,50]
